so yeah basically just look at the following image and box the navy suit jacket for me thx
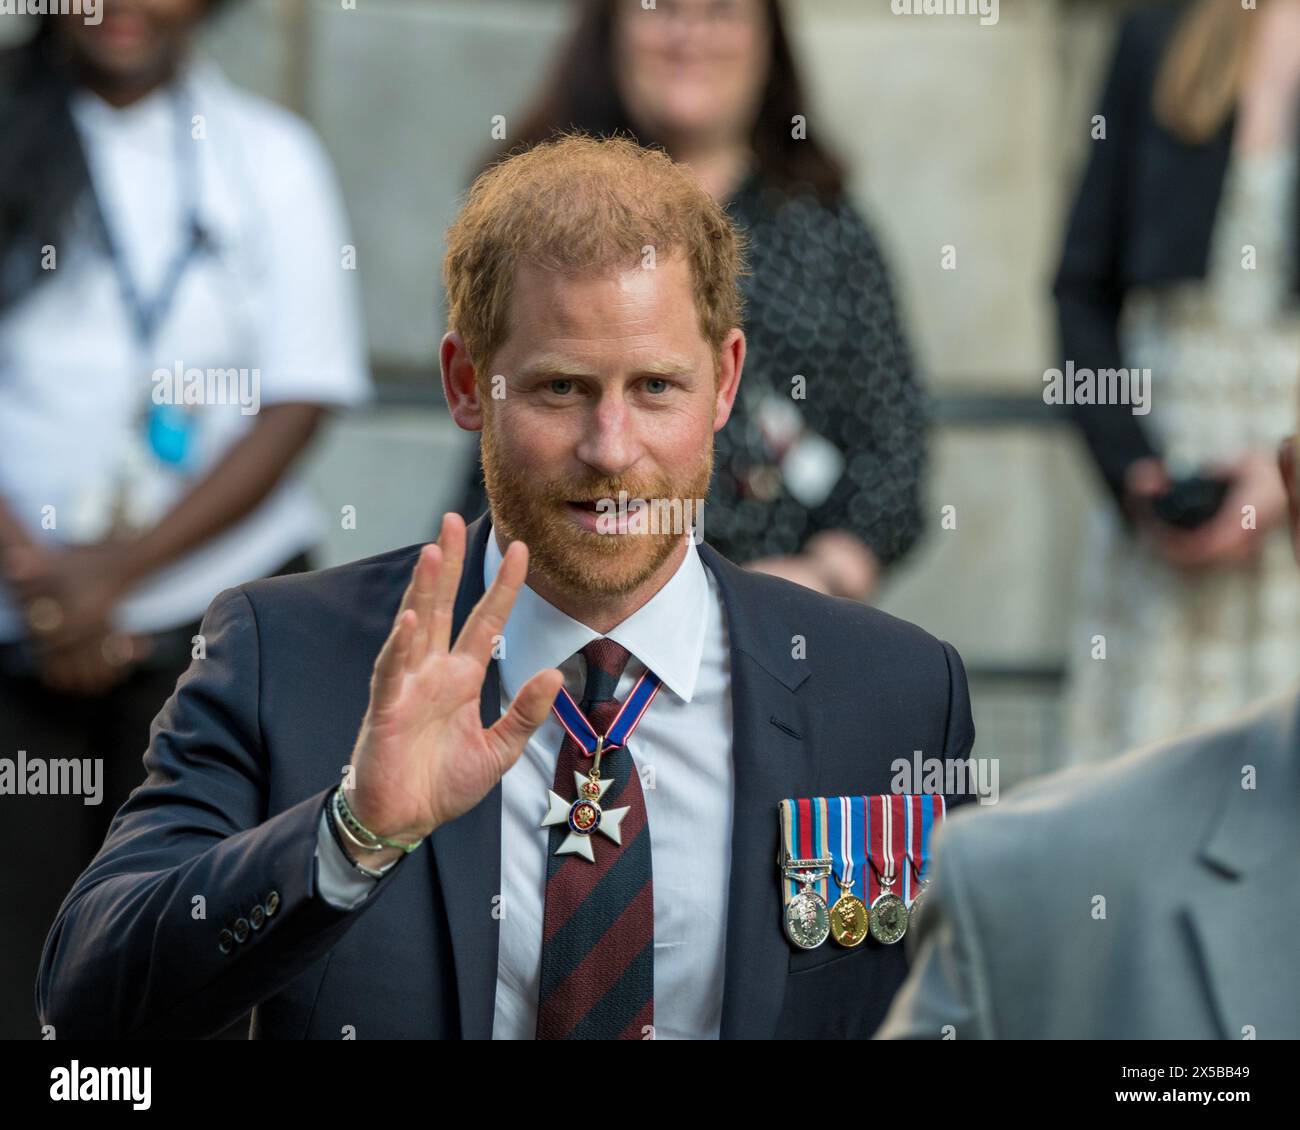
[37,514,975,1039]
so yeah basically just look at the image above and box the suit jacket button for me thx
[233,918,250,944]
[217,928,234,955]
[265,890,281,917]
[249,904,266,930]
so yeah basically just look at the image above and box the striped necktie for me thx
[536,637,654,1040]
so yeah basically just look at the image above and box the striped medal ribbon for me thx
[778,798,832,950]
[779,797,871,948]
[904,793,946,921]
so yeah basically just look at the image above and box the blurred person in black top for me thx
[1053,0,1300,762]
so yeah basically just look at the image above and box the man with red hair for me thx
[38,135,974,1040]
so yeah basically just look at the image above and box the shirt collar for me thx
[483,522,709,705]
[69,75,174,136]
[66,53,246,263]
[68,50,219,133]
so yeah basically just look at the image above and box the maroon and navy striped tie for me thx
[536,638,654,1040]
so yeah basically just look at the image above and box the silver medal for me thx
[780,855,833,950]
[868,890,909,945]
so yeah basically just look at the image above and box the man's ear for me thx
[712,327,746,433]
[441,331,485,432]
[1279,436,1299,562]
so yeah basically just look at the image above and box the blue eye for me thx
[548,379,573,395]
[645,378,669,394]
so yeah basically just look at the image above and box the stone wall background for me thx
[2,0,1172,784]
[205,0,1157,785]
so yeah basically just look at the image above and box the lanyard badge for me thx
[89,85,211,476]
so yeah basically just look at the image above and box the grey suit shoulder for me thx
[877,690,1300,1039]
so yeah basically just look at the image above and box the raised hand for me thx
[343,513,564,857]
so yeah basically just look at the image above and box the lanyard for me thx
[86,83,210,350]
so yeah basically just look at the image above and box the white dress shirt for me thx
[316,523,735,1039]
[0,54,370,638]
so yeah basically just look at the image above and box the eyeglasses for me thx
[640,0,760,32]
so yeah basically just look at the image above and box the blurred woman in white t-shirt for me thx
[0,1,370,1037]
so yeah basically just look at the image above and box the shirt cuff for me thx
[315,807,380,909]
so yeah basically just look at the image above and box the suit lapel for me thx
[428,514,502,1040]
[698,544,812,1039]
[1184,695,1300,1039]
[1186,855,1300,1039]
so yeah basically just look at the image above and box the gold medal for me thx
[828,871,868,947]
[829,892,869,947]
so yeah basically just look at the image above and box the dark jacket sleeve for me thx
[35,587,407,1039]
[1051,12,1160,508]
[939,639,978,814]
[809,202,927,566]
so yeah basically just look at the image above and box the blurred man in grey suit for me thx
[877,433,1300,1040]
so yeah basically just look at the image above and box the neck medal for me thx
[540,668,662,863]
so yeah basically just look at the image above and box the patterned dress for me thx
[454,169,926,568]
[1064,145,1300,764]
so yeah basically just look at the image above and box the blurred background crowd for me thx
[2,0,1298,1038]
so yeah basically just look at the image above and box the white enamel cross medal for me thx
[541,736,630,863]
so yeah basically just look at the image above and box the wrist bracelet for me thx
[332,786,426,854]
[324,795,394,881]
